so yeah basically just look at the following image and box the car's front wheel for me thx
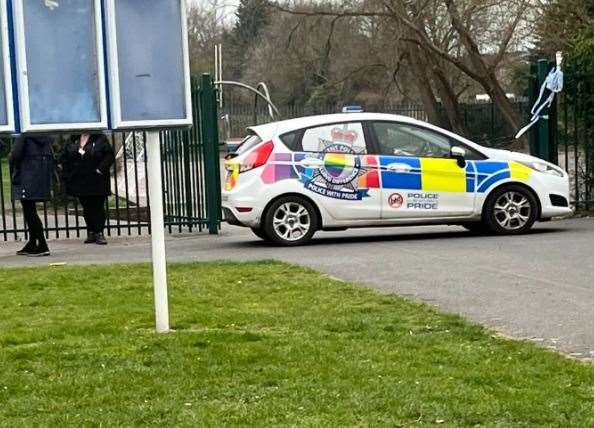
[483,185,538,234]
[263,196,318,246]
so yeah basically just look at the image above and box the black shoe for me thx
[16,241,37,256]
[95,233,107,245]
[84,232,96,244]
[25,246,50,257]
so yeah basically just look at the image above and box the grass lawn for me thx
[1,262,593,426]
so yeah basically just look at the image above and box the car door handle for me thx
[299,158,324,168]
[386,163,412,173]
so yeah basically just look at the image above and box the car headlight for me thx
[516,160,564,177]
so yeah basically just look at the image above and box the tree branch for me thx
[490,0,529,71]
[324,63,388,88]
[271,4,391,19]
[382,0,485,82]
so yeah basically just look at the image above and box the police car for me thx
[222,113,572,245]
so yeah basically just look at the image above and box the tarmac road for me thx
[1,217,593,359]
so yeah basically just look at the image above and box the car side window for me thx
[372,122,452,158]
[280,131,300,151]
[301,122,367,154]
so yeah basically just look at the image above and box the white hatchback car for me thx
[222,113,572,245]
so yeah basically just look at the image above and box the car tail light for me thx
[224,141,273,191]
[224,163,239,191]
[239,141,274,173]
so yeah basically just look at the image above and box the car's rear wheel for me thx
[250,227,270,241]
[483,185,538,234]
[263,196,318,246]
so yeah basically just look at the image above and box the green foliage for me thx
[232,0,270,50]
[537,0,594,71]
[1,262,593,426]
[570,28,594,71]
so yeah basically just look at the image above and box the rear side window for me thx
[301,122,367,153]
[279,131,300,151]
[235,134,263,155]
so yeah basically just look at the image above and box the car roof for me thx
[247,113,483,151]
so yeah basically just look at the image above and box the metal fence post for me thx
[548,60,559,165]
[182,129,194,229]
[199,73,221,234]
[528,62,538,156]
[536,59,550,161]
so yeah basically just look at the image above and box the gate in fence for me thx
[0,74,221,242]
[557,68,594,210]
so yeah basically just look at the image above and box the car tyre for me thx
[483,185,538,235]
[263,196,318,246]
[250,227,270,241]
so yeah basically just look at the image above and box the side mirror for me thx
[451,146,466,167]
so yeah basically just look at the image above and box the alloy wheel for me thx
[493,191,532,231]
[272,202,311,241]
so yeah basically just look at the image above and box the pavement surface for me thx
[1,217,593,359]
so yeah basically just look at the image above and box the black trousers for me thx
[21,200,47,246]
[79,196,107,234]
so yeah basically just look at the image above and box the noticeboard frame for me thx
[104,0,192,130]
[0,1,15,133]
[11,0,108,133]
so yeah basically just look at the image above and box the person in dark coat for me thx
[60,133,115,245]
[9,135,54,256]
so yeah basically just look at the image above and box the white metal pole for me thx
[218,44,223,109]
[146,131,170,333]
[214,45,219,81]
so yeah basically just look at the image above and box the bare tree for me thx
[273,0,534,145]
[187,0,232,74]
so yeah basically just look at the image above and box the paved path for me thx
[1,218,593,359]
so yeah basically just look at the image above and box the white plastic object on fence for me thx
[515,52,564,139]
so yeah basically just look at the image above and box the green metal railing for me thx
[0,74,221,241]
[558,69,594,209]
[527,58,594,209]
[160,74,221,235]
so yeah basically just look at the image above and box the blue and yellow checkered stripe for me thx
[379,157,532,193]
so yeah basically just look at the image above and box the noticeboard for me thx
[105,0,192,129]
[11,0,108,132]
[0,2,15,133]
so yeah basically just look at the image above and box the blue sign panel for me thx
[0,2,14,133]
[12,0,107,132]
[105,0,192,129]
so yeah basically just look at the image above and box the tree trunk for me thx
[406,46,442,126]
[443,0,525,149]
[430,64,466,135]
[483,72,522,129]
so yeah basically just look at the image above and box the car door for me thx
[294,121,381,221]
[370,121,475,219]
